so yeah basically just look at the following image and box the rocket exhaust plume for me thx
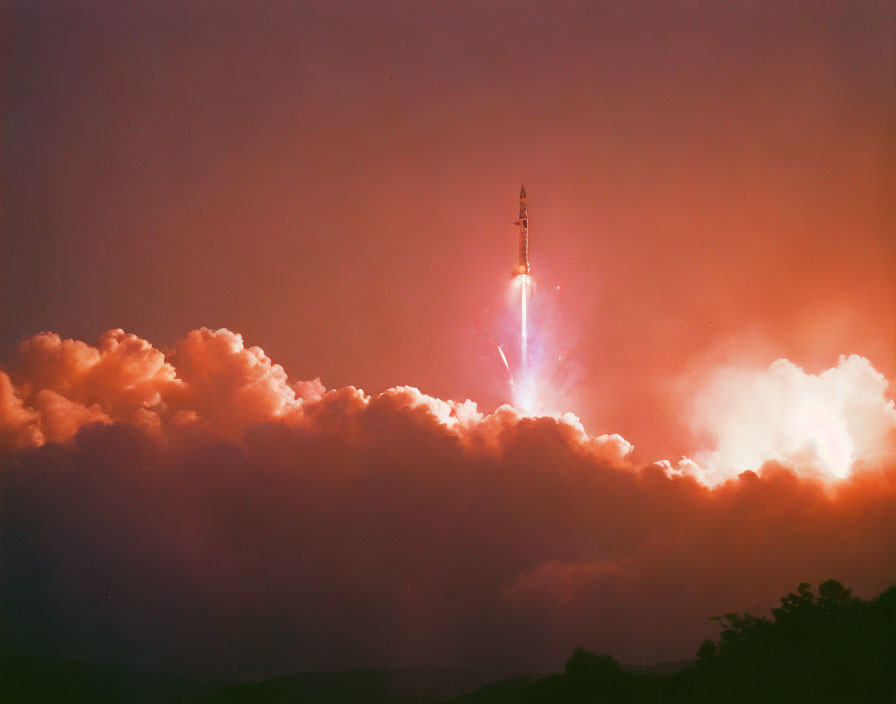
[520,275,528,375]
[516,274,533,411]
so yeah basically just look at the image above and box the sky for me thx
[3,0,896,680]
[5,0,895,462]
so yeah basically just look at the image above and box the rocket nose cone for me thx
[520,183,527,200]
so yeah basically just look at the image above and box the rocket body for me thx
[517,184,530,276]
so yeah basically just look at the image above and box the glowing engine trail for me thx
[520,275,528,375]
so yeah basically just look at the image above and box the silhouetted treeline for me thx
[2,580,894,702]
[680,579,896,702]
[456,579,896,703]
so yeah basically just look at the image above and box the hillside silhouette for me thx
[2,579,894,702]
[459,579,896,703]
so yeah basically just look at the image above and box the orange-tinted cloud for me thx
[685,355,896,483]
[2,329,895,679]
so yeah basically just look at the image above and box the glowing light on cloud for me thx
[683,355,896,484]
[5,328,894,493]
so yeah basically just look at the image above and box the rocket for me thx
[514,183,530,276]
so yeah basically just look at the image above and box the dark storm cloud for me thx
[2,328,895,679]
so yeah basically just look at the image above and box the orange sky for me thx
[4,0,895,463]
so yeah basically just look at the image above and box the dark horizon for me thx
[4,578,895,702]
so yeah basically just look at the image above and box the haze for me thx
[5,1,895,462]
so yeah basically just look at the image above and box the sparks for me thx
[497,345,514,385]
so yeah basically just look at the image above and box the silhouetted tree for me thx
[682,579,896,702]
[4,580,895,703]
[518,649,646,703]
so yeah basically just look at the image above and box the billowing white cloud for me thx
[682,355,896,484]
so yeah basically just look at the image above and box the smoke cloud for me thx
[685,355,896,484]
[2,328,896,679]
